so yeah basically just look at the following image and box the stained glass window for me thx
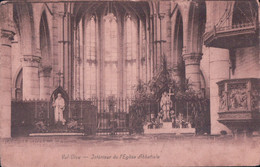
[104,13,118,96]
[85,16,97,99]
[125,15,137,97]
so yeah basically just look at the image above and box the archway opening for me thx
[40,10,51,66]
[12,3,34,54]
[174,10,185,86]
[198,2,206,51]
[197,2,207,93]
[15,69,23,100]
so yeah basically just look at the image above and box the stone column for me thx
[52,4,64,90]
[21,55,41,100]
[149,15,155,76]
[0,3,15,138]
[209,47,230,134]
[183,52,202,91]
[39,66,52,100]
[0,29,15,138]
[258,2,260,75]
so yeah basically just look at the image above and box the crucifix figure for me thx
[168,88,177,127]
[168,88,175,97]
[56,71,64,87]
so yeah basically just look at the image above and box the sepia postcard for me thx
[0,0,259,166]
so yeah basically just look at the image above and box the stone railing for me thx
[217,78,260,135]
[217,22,256,33]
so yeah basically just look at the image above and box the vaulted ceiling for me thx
[73,1,150,24]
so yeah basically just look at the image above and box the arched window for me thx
[141,21,147,82]
[104,13,118,96]
[85,15,97,99]
[73,19,83,99]
[125,15,137,97]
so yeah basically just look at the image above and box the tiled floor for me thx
[1,134,260,167]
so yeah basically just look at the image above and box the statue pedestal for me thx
[144,122,195,135]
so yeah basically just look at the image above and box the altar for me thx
[143,90,195,135]
[143,122,195,135]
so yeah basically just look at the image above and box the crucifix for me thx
[169,87,176,110]
[56,70,64,87]
[168,87,175,97]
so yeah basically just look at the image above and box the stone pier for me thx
[209,47,230,134]
[0,30,15,138]
[183,52,202,91]
[21,55,41,100]
[39,66,52,100]
[0,3,15,138]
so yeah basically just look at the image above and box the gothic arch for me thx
[50,86,70,121]
[72,2,150,99]
[148,1,155,15]
[13,3,35,55]
[186,2,206,54]
[40,10,51,66]
[173,9,184,62]
[38,4,53,51]
[200,69,207,95]
[172,10,185,84]
[50,86,69,104]
[14,68,23,100]
[13,66,22,88]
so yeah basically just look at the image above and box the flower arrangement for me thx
[129,55,210,134]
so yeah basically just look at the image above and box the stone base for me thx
[96,132,130,136]
[29,133,85,137]
[144,122,195,135]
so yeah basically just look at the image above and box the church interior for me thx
[0,0,259,138]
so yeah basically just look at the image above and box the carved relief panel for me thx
[218,78,260,113]
[218,83,227,112]
[227,82,248,111]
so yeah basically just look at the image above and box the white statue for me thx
[53,93,66,125]
[160,91,172,121]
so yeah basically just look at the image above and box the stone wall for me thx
[231,46,259,79]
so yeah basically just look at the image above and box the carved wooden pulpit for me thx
[217,78,260,136]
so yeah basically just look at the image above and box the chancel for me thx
[0,0,259,138]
